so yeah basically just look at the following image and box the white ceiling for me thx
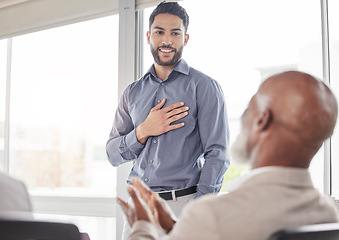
[0,0,29,9]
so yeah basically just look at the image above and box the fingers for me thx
[151,194,176,233]
[125,179,175,232]
[168,111,188,122]
[128,185,142,209]
[164,104,189,124]
[168,122,185,131]
[117,197,129,211]
[167,111,187,130]
[151,98,166,111]
[167,106,189,117]
[132,178,159,221]
[162,102,185,113]
[132,178,153,202]
[116,197,136,227]
[128,185,151,222]
[152,100,189,117]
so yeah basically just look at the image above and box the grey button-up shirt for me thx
[106,60,230,197]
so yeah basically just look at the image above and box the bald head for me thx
[260,71,337,141]
[238,71,338,168]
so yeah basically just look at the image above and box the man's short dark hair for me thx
[149,1,189,33]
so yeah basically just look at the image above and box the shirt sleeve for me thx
[106,87,145,167]
[128,221,158,240]
[195,78,230,197]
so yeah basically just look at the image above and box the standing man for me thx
[106,1,229,237]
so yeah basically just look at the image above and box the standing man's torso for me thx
[125,60,221,191]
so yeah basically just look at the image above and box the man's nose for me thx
[161,34,172,45]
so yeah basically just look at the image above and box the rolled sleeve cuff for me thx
[125,129,145,155]
[195,190,204,199]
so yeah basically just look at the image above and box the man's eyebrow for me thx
[153,26,165,31]
[152,26,182,32]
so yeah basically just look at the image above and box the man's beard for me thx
[151,44,184,66]
[230,128,251,166]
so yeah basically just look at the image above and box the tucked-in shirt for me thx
[128,167,339,240]
[106,59,230,197]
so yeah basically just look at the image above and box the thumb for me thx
[152,98,166,111]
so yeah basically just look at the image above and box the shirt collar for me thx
[146,59,190,80]
[173,59,190,75]
[227,166,311,192]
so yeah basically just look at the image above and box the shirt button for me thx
[144,178,149,182]
[161,83,165,86]
[153,140,157,144]
[150,159,154,163]
[157,100,161,103]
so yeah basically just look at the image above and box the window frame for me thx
[321,0,331,195]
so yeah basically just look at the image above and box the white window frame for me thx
[321,0,332,196]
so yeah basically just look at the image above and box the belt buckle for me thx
[171,190,177,202]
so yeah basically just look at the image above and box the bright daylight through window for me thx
[4,15,119,240]
[9,16,118,196]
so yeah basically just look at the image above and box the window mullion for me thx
[4,38,12,174]
[117,0,136,239]
[320,0,331,196]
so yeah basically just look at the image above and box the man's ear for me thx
[146,31,151,44]
[256,109,272,132]
[184,34,189,46]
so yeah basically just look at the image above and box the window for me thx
[143,0,323,192]
[329,0,339,199]
[7,15,118,240]
[10,15,118,196]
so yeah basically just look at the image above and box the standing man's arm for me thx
[106,88,144,167]
[195,79,230,198]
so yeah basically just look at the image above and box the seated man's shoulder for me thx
[187,193,229,211]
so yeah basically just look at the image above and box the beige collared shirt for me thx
[129,167,339,240]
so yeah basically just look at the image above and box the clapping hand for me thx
[117,178,176,233]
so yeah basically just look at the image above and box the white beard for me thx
[230,129,251,166]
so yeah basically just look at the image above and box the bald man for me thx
[117,71,339,240]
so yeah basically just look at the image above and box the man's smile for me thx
[159,47,175,53]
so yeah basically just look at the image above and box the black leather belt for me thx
[158,186,197,201]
